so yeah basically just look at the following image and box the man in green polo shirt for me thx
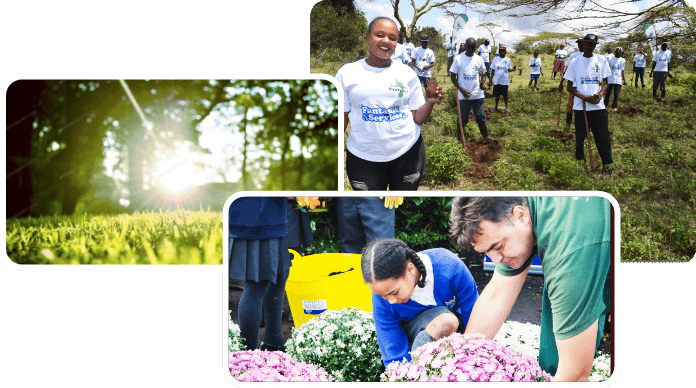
[448,196,612,381]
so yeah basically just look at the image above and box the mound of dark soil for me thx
[546,130,574,144]
[615,106,643,117]
[467,138,502,164]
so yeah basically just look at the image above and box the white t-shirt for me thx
[450,53,486,100]
[607,56,626,84]
[565,51,583,70]
[390,44,410,64]
[633,53,647,68]
[555,49,568,60]
[491,56,513,86]
[336,59,426,162]
[477,44,491,62]
[403,42,416,59]
[563,54,611,111]
[414,47,436,77]
[529,57,541,74]
[604,53,615,63]
[446,42,456,58]
[652,50,672,72]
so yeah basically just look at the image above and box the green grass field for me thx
[5,210,223,264]
[314,51,696,261]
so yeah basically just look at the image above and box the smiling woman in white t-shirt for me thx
[336,17,444,191]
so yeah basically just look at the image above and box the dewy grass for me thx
[5,209,223,264]
[328,52,696,261]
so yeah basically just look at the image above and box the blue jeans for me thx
[335,197,395,254]
[634,67,645,87]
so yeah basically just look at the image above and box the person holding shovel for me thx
[528,50,543,92]
[449,196,612,381]
[563,33,613,172]
[633,47,647,88]
[650,42,672,102]
[604,47,627,112]
[336,17,444,191]
[450,37,494,141]
[490,45,516,112]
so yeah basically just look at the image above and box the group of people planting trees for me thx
[336,15,674,187]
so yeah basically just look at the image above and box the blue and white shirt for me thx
[372,248,479,366]
[652,49,672,72]
[564,54,611,111]
[633,53,647,68]
[336,59,426,162]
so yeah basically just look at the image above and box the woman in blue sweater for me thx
[361,238,479,366]
[229,197,291,351]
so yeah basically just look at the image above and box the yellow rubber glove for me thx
[379,197,403,209]
[295,197,323,210]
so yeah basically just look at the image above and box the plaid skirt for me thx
[553,59,566,73]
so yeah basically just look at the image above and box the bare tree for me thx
[479,0,694,42]
[386,0,481,39]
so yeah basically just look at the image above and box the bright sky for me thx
[357,0,677,51]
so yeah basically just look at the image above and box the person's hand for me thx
[480,82,486,90]
[380,197,404,209]
[622,80,627,85]
[558,81,565,93]
[461,88,472,99]
[586,94,602,105]
[649,72,653,78]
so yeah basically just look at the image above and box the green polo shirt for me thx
[496,196,612,374]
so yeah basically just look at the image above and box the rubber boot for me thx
[478,123,494,141]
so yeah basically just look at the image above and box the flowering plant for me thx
[494,321,611,382]
[382,333,552,382]
[229,350,331,382]
[285,307,383,382]
[228,312,245,352]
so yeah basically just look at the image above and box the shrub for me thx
[381,333,552,382]
[426,138,469,183]
[229,350,331,382]
[228,313,246,352]
[285,307,383,382]
[531,135,563,152]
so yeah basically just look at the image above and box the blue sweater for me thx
[372,248,478,366]
[228,197,288,240]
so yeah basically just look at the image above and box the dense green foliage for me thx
[310,0,368,65]
[6,210,222,264]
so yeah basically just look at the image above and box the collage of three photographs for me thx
[2,0,694,387]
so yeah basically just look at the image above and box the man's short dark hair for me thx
[449,197,528,249]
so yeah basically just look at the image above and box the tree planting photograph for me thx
[310,0,695,261]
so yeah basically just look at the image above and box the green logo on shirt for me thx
[395,79,404,98]
[594,63,600,73]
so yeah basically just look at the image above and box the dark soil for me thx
[615,106,643,117]
[669,98,688,107]
[460,138,503,181]
[546,130,574,144]
[468,107,495,121]
[540,87,561,94]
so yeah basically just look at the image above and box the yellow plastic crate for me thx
[286,250,373,328]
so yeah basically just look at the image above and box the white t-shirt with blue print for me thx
[491,56,513,86]
[450,53,486,100]
[652,49,672,72]
[337,59,426,162]
[607,56,626,84]
[564,54,611,111]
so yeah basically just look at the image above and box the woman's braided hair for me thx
[361,238,427,288]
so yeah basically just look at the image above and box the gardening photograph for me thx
[5,79,338,264]
[310,0,695,262]
[227,195,613,382]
